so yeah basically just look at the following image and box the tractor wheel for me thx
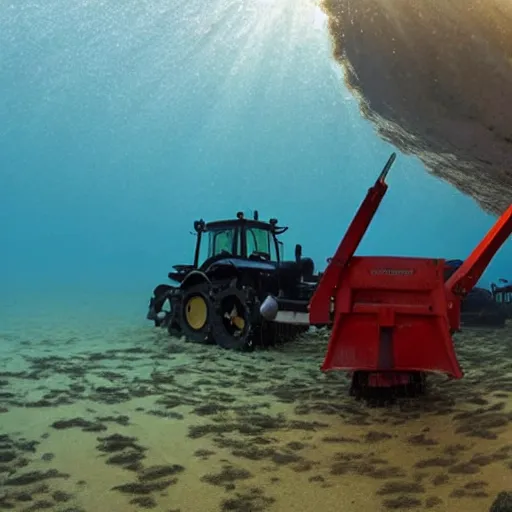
[148,284,174,327]
[179,283,214,344]
[166,296,182,337]
[210,286,254,352]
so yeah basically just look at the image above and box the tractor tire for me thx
[148,284,174,327]
[210,286,254,352]
[179,283,214,344]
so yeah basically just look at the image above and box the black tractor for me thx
[146,210,319,351]
[491,279,512,319]
[445,261,508,327]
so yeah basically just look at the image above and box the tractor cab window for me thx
[196,226,237,268]
[246,227,277,261]
[207,227,236,258]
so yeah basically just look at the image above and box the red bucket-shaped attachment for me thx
[320,256,463,380]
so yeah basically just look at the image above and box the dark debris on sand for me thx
[1,324,512,510]
[0,432,76,509]
[220,487,276,511]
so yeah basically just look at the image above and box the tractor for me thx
[445,261,508,327]
[491,279,512,319]
[146,211,320,351]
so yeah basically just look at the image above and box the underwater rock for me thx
[490,492,512,512]
[322,0,512,215]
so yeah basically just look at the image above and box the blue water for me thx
[1,0,510,328]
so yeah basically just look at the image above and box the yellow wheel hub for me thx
[232,316,245,330]
[185,295,208,330]
[224,305,245,331]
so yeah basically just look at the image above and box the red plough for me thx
[309,153,512,399]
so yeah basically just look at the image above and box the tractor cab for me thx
[192,210,287,270]
[167,211,289,283]
[165,209,317,305]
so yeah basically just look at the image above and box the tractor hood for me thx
[206,257,277,273]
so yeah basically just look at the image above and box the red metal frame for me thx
[309,153,512,384]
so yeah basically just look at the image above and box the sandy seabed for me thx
[0,321,511,512]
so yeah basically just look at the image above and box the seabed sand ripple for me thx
[0,323,512,511]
